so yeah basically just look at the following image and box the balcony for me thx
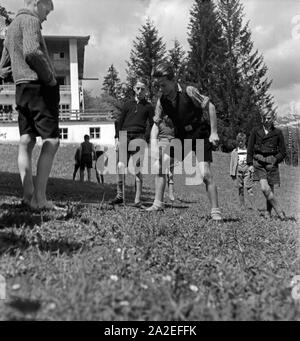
[0,84,71,93]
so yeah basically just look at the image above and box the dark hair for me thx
[84,135,90,140]
[38,0,54,10]
[153,63,175,81]
[236,133,246,143]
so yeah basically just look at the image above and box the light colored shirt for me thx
[237,147,247,166]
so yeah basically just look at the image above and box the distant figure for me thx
[80,135,96,182]
[73,147,81,181]
[0,0,61,211]
[95,149,108,184]
[247,110,287,220]
[230,133,254,208]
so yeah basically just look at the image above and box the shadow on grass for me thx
[0,231,84,256]
[0,171,154,205]
[7,297,41,314]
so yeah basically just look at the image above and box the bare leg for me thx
[18,134,36,204]
[80,169,85,182]
[135,173,143,204]
[201,162,222,220]
[239,187,245,207]
[260,179,285,219]
[87,168,92,182]
[146,174,166,211]
[202,163,219,210]
[31,138,60,208]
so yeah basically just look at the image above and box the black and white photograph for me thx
[0,0,299,323]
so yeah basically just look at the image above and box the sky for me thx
[1,0,300,117]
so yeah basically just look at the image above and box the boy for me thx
[147,63,222,221]
[230,133,254,208]
[247,110,287,220]
[110,80,154,207]
[0,0,60,210]
[80,135,96,182]
[73,147,81,181]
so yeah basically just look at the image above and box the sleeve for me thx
[275,130,287,164]
[114,103,127,139]
[153,98,163,125]
[0,45,11,79]
[22,17,56,85]
[247,129,256,166]
[186,86,210,110]
[145,104,155,143]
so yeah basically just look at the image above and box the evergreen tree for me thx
[168,39,187,82]
[218,0,275,137]
[187,0,226,117]
[126,18,167,100]
[102,64,121,99]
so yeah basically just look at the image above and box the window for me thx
[90,127,101,139]
[59,104,70,113]
[59,128,68,140]
[54,52,65,60]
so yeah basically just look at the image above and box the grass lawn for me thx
[0,143,299,321]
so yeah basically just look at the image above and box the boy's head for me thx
[24,0,54,23]
[261,110,276,130]
[84,135,90,142]
[236,133,247,148]
[153,63,175,95]
[134,80,147,101]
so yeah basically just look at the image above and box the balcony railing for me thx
[0,84,71,93]
[0,111,114,123]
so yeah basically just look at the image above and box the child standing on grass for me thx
[72,147,81,181]
[247,111,287,220]
[230,133,254,208]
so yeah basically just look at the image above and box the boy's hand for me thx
[209,132,220,148]
[231,176,236,180]
[0,66,12,79]
[249,166,255,173]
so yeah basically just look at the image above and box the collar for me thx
[177,83,183,93]
[17,9,42,27]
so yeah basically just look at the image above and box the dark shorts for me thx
[253,160,280,186]
[80,154,93,170]
[16,83,60,139]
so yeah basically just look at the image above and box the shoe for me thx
[110,197,124,205]
[146,205,164,212]
[211,208,223,222]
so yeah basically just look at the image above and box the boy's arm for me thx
[275,130,287,164]
[186,86,219,146]
[22,17,56,86]
[114,103,127,139]
[0,45,11,79]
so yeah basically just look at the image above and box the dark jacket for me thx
[114,98,154,140]
[247,126,287,166]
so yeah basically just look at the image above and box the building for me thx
[0,35,115,146]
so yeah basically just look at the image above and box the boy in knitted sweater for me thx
[0,0,61,211]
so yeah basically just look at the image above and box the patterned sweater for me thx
[0,9,56,85]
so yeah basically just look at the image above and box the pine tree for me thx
[218,0,275,137]
[126,18,167,100]
[187,0,226,117]
[168,39,187,82]
[102,64,121,99]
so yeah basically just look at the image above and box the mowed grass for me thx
[0,143,299,321]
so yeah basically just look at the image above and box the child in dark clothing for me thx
[73,147,81,181]
[247,111,287,220]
